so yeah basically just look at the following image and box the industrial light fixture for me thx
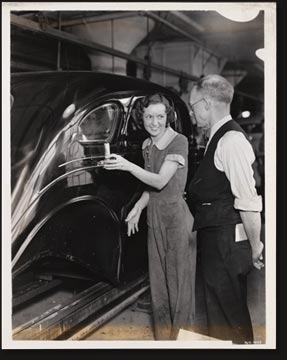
[217,8,260,22]
[241,110,251,118]
[255,48,265,61]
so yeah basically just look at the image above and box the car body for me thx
[11,71,197,284]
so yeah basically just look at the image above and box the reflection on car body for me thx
[11,71,197,285]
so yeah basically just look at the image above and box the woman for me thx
[104,94,196,340]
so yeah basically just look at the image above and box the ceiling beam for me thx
[49,11,141,27]
[10,14,198,81]
[10,14,262,103]
[170,11,205,32]
[143,11,221,62]
[39,10,221,62]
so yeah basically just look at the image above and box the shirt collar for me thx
[142,126,177,150]
[204,115,232,154]
[209,114,232,142]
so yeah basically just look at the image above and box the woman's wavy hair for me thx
[136,94,175,126]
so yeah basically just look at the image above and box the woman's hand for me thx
[125,205,142,237]
[103,154,132,172]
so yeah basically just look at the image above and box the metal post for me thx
[57,12,62,70]
[111,19,114,73]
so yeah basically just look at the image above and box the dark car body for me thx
[11,71,197,284]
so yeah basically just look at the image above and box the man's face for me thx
[189,89,210,129]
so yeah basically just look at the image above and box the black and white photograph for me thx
[2,2,276,350]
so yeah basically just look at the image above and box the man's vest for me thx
[189,119,251,231]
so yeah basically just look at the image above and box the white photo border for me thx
[1,1,276,350]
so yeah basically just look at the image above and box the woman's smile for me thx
[143,103,167,141]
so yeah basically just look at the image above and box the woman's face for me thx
[143,103,167,140]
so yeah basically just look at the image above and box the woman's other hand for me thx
[125,205,142,237]
[103,154,132,172]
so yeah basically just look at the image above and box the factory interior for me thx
[2,3,280,350]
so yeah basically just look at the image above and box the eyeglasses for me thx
[189,98,205,116]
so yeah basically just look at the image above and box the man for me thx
[188,74,264,344]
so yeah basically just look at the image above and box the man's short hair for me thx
[193,74,234,104]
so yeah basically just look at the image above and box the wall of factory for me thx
[65,17,155,75]
[133,41,225,104]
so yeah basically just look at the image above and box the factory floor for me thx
[86,267,265,343]
[86,226,266,343]
[12,225,266,345]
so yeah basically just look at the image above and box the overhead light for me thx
[255,48,265,61]
[242,111,251,118]
[217,8,260,22]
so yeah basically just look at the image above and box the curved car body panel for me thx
[11,71,193,284]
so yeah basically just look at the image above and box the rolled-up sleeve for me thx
[215,131,262,212]
[164,134,188,168]
[165,154,185,167]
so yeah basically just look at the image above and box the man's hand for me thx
[251,241,264,270]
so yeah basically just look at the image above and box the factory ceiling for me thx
[11,10,264,103]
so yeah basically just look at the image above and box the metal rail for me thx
[10,14,198,81]
[11,13,262,102]
[68,284,149,340]
[13,274,149,340]
[13,278,62,308]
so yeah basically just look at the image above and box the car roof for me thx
[11,70,169,93]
